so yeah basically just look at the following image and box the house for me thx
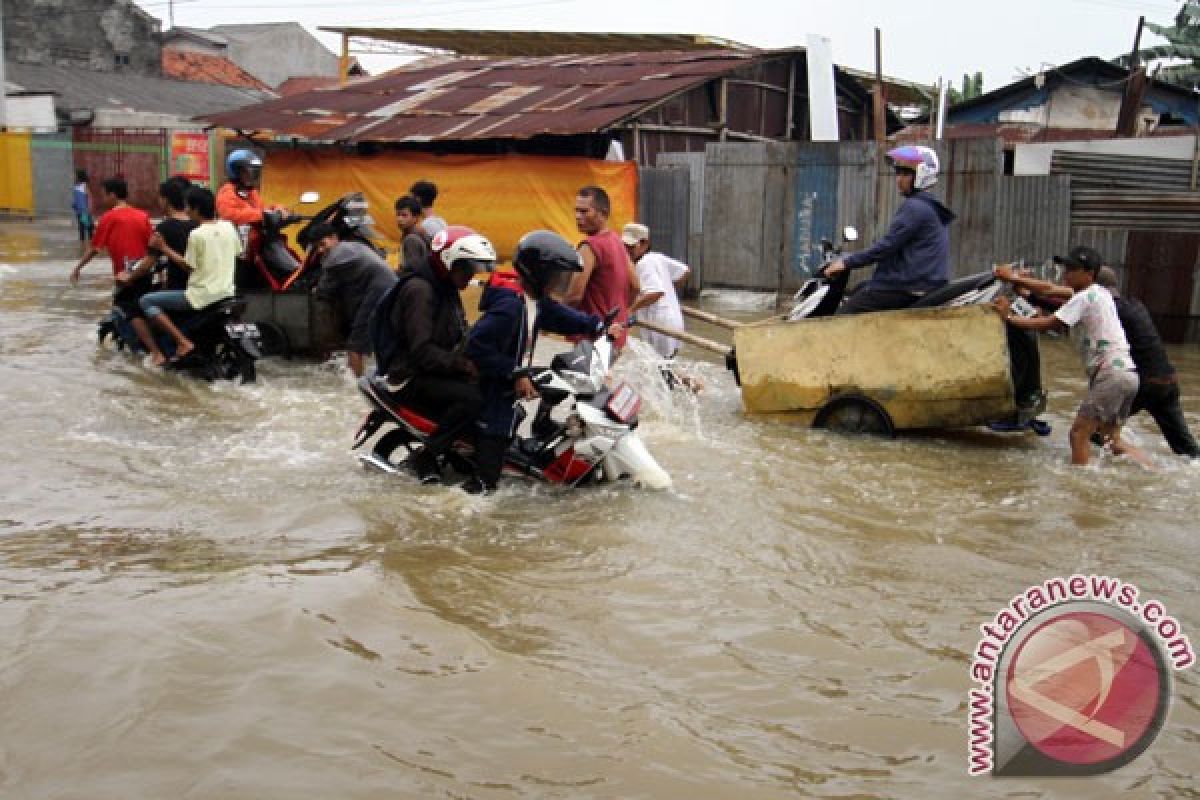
[197,39,884,265]
[1,0,161,75]
[899,57,1199,145]
[200,45,882,163]
[206,23,341,90]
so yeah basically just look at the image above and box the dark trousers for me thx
[399,375,483,460]
[474,434,509,488]
[837,287,920,315]
[1132,379,1200,457]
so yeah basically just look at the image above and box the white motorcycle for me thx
[354,333,672,490]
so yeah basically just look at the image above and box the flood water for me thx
[1,219,1197,799]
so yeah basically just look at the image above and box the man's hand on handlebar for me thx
[514,374,538,400]
[823,258,847,277]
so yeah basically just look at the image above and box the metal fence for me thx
[72,129,169,211]
[689,139,1072,293]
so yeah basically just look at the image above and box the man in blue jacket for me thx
[825,145,956,314]
[461,231,621,494]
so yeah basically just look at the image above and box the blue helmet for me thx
[225,148,262,182]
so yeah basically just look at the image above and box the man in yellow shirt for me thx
[138,187,238,361]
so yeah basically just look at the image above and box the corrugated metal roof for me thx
[198,49,761,143]
[320,28,752,57]
[7,62,274,118]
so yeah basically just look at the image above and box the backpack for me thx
[368,271,419,377]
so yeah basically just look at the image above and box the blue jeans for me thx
[139,290,194,318]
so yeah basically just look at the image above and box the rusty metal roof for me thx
[198,49,763,143]
[320,28,752,57]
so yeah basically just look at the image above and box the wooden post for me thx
[339,32,350,86]
[1116,17,1147,137]
[632,318,732,356]
[785,57,796,139]
[873,28,887,144]
[1191,94,1200,191]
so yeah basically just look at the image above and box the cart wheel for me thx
[256,321,291,359]
[814,395,894,436]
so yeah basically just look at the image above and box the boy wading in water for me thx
[997,246,1153,469]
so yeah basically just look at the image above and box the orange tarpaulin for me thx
[261,150,638,264]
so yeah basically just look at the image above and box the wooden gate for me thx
[1125,231,1199,344]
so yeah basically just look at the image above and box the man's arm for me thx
[69,244,100,285]
[565,243,596,307]
[1005,312,1067,333]
[993,264,1073,301]
[625,251,640,298]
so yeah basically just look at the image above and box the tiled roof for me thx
[162,50,272,90]
[276,75,341,96]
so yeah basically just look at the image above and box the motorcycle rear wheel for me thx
[212,340,257,383]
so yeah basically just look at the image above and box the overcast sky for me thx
[134,0,1182,91]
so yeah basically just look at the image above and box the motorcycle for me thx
[726,225,1048,432]
[240,191,384,359]
[351,333,673,490]
[97,296,262,383]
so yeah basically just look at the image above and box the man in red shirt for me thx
[70,176,161,362]
[70,177,153,283]
[565,185,638,350]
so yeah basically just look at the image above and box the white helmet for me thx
[430,225,496,281]
[887,145,939,190]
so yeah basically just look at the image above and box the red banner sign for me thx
[170,132,211,184]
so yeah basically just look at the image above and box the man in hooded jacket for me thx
[825,145,956,314]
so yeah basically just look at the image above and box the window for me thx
[114,53,131,68]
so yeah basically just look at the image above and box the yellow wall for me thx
[0,132,35,213]
[261,150,638,263]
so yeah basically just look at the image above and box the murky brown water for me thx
[1,218,1197,799]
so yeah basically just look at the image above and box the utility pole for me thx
[872,28,887,145]
[0,0,8,130]
[168,0,175,28]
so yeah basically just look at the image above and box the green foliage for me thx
[946,71,985,105]
[1115,1,1200,88]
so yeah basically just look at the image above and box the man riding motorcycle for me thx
[370,225,495,484]
[460,230,622,494]
[216,149,291,260]
[824,145,956,314]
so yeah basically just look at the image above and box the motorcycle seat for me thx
[910,272,995,308]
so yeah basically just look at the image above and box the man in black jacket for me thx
[310,223,397,377]
[1097,267,1199,457]
[373,226,495,483]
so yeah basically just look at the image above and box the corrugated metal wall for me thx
[31,133,75,218]
[693,138,1071,292]
[1051,151,1199,191]
[993,175,1072,267]
[700,142,793,291]
[657,151,707,288]
[637,165,692,287]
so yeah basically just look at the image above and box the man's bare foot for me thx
[171,341,195,362]
[149,352,167,367]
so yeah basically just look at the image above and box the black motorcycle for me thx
[97,297,262,383]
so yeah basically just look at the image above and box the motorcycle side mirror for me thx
[299,191,320,204]
[842,226,859,242]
